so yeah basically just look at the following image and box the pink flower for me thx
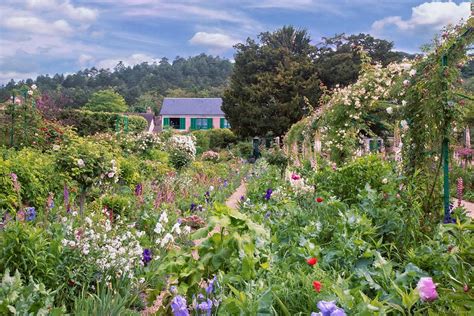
[417,277,438,302]
[291,173,301,180]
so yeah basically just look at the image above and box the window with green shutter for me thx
[163,117,169,127]
[220,118,230,128]
[191,118,197,130]
[207,118,213,129]
[179,117,186,130]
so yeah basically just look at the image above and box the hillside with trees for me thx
[0,54,233,114]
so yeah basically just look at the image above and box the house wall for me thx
[161,115,226,131]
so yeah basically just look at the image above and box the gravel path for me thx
[225,181,247,210]
[458,199,474,218]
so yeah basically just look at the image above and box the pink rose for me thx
[417,277,438,302]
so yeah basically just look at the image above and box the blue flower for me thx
[197,298,213,316]
[171,295,189,316]
[142,249,152,266]
[206,276,217,294]
[264,189,273,200]
[26,207,36,221]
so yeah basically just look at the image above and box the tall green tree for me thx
[222,26,322,137]
[83,89,127,112]
[315,33,414,88]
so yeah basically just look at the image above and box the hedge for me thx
[57,110,147,136]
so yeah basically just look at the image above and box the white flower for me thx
[52,144,60,151]
[31,84,37,90]
[154,222,163,234]
[27,90,33,96]
[401,100,407,106]
[409,69,417,76]
[159,211,168,224]
[382,178,388,184]
[77,159,85,168]
[403,80,410,87]
[107,172,115,178]
[160,233,174,247]
[400,120,409,130]
[171,222,181,235]
[209,185,214,192]
[386,107,393,115]
[85,217,93,225]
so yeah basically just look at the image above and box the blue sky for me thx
[0,0,470,84]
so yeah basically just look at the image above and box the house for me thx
[159,97,230,131]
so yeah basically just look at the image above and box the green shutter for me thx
[163,117,169,127]
[179,117,186,130]
[207,118,213,129]
[191,118,196,130]
[220,118,224,128]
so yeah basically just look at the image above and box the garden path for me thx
[225,181,247,210]
[458,199,474,218]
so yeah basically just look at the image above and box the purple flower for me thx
[206,276,217,294]
[417,277,438,302]
[135,183,143,196]
[190,203,197,211]
[264,189,273,200]
[240,195,245,201]
[142,249,152,266]
[197,298,213,316]
[264,211,271,219]
[223,180,228,187]
[316,301,346,316]
[171,295,189,316]
[10,173,20,192]
[26,207,36,221]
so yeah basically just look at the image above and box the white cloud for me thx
[78,54,94,66]
[372,1,470,32]
[2,16,73,34]
[96,53,160,70]
[26,0,98,22]
[0,71,38,84]
[189,32,239,49]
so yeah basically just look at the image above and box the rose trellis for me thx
[401,18,473,221]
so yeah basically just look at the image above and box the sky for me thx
[0,0,471,84]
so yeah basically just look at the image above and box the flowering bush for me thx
[201,150,220,162]
[167,135,197,170]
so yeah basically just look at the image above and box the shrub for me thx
[324,154,394,202]
[101,194,133,218]
[208,129,237,150]
[167,135,196,170]
[235,141,253,159]
[0,148,63,212]
[56,110,147,136]
[191,130,210,154]
[201,150,220,162]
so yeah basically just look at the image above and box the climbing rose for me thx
[316,197,323,203]
[313,281,322,292]
[307,257,318,266]
[417,277,438,302]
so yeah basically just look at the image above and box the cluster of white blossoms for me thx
[153,210,191,248]
[168,135,197,158]
[61,215,144,279]
[314,58,414,155]
[133,132,163,152]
